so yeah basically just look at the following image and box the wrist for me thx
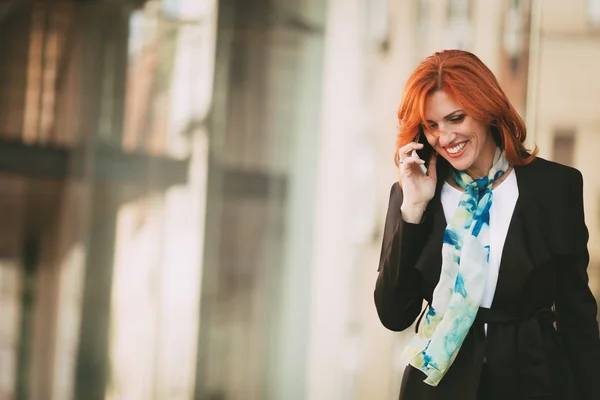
[401,202,427,224]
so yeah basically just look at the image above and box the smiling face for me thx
[423,90,497,179]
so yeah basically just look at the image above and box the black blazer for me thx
[374,157,600,400]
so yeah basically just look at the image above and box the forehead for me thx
[423,90,462,120]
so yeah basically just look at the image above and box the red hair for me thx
[394,49,537,167]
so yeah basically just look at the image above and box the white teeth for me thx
[447,142,466,154]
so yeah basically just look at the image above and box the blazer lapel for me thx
[491,164,552,310]
[414,190,445,301]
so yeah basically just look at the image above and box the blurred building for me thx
[0,0,215,399]
[531,0,600,294]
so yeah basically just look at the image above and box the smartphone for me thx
[412,129,433,174]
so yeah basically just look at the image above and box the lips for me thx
[445,141,467,158]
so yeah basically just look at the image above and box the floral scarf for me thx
[402,147,509,386]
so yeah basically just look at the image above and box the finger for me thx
[399,142,424,155]
[399,142,424,159]
[400,156,425,174]
[401,155,425,165]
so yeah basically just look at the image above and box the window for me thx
[445,0,473,50]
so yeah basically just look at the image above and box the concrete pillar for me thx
[305,0,368,399]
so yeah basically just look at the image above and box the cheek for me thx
[473,131,490,148]
[424,132,437,147]
[455,122,473,135]
[469,122,489,140]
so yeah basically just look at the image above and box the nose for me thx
[437,128,455,147]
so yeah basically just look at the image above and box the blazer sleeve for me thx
[374,182,429,331]
[555,169,600,400]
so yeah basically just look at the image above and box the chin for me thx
[445,155,473,172]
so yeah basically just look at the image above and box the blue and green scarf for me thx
[401,147,509,386]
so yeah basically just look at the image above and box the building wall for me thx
[534,0,600,294]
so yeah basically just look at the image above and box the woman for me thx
[374,49,600,400]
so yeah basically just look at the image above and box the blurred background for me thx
[0,0,598,399]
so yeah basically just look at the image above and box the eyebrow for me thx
[426,109,465,124]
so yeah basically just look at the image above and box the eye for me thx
[449,114,465,123]
[426,122,438,130]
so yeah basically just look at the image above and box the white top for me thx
[440,170,519,309]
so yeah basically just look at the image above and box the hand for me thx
[398,142,438,223]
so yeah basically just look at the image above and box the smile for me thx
[446,142,467,157]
